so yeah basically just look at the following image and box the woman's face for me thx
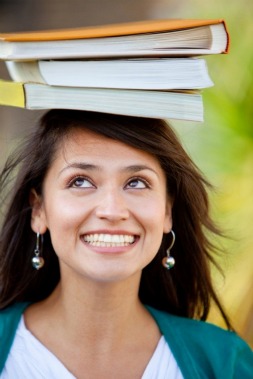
[31,127,172,284]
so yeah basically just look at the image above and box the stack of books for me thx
[0,18,229,121]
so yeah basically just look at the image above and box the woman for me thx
[0,109,252,378]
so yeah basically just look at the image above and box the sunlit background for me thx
[0,0,252,346]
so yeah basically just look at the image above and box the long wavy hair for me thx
[0,109,231,328]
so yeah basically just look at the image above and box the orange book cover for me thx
[0,19,230,52]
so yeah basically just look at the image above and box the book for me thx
[5,58,213,90]
[0,79,203,121]
[0,19,229,60]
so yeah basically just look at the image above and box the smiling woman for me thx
[0,110,252,378]
[29,126,171,285]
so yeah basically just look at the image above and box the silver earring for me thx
[31,232,45,270]
[162,230,175,270]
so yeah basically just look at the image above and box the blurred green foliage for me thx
[173,0,253,345]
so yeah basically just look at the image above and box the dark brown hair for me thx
[0,109,231,328]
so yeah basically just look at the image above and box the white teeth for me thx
[98,234,104,242]
[104,234,112,243]
[83,234,135,246]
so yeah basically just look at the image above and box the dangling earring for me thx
[31,232,45,270]
[162,230,175,270]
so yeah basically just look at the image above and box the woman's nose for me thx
[95,188,129,222]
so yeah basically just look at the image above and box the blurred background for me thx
[0,0,252,346]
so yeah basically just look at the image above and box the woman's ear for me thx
[163,198,173,234]
[29,189,47,234]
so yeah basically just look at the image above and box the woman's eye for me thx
[126,178,149,189]
[70,177,94,188]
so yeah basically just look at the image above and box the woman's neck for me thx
[50,275,144,332]
[25,271,153,344]
[24,273,161,378]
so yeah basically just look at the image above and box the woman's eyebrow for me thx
[122,165,159,177]
[59,163,159,177]
[59,162,100,176]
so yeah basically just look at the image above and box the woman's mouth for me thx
[83,233,136,247]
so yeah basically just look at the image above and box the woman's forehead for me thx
[57,127,155,160]
[46,126,165,179]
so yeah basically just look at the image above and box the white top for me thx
[2,316,183,378]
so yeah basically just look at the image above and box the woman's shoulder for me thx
[0,302,29,324]
[146,305,253,379]
[0,302,30,372]
[146,304,251,346]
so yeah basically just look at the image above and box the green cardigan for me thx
[0,302,252,378]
